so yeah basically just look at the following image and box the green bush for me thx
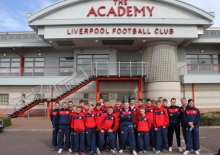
[200,112,220,126]
[0,116,11,127]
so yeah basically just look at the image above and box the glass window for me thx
[11,58,20,61]
[15,35,22,39]
[35,58,44,61]
[60,62,73,66]
[210,31,217,35]
[0,94,9,104]
[35,62,44,67]
[11,62,20,67]
[77,55,92,59]
[77,59,92,65]
[93,55,109,58]
[0,58,10,62]
[23,34,29,39]
[25,58,34,61]
[1,35,7,40]
[8,35,14,39]
[186,55,197,58]
[199,59,211,64]
[187,59,198,64]
[213,55,218,59]
[30,34,36,39]
[0,63,10,67]
[24,62,34,67]
[213,59,218,64]
[203,31,209,35]
[199,55,211,58]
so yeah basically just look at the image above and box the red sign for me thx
[87,0,154,17]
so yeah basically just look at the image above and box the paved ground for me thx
[0,117,219,155]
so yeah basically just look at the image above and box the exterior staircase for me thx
[6,62,148,118]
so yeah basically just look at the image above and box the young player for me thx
[154,100,169,154]
[168,98,182,152]
[151,100,156,107]
[85,104,97,155]
[98,97,104,106]
[158,97,163,104]
[113,99,123,149]
[137,108,151,154]
[138,98,145,109]
[145,99,155,152]
[101,99,109,113]
[68,101,74,111]
[50,102,60,151]
[162,99,168,109]
[79,99,88,113]
[180,98,188,145]
[94,103,102,154]
[57,102,72,154]
[70,105,77,152]
[183,99,200,155]
[119,102,137,155]
[97,106,119,155]
[71,106,86,155]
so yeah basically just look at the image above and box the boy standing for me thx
[168,98,182,152]
[154,100,169,154]
[85,104,97,155]
[97,107,118,155]
[101,99,109,113]
[94,103,102,154]
[137,108,151,154]
[79,99,88,113]
[72,106,86,155]
[50,102,60,151]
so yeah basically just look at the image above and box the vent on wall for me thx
[56,41,75,46]
[102,40,134,45]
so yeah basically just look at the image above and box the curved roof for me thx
[28,0,214,23]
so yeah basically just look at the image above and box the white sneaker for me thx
[97,148,101,155]
[179,147,183,152]
[119,150,123,153]
[195,150,200,155]
[69,148,72,153]
[58,149,63,154]
[111,149,116,155]
[183,150,190,155]
[152,148,155,152]
[169,147,172,152]
[133,150,137,155]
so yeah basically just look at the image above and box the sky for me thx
[0,0,219,32]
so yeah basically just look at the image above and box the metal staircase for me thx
[6,62,148,118]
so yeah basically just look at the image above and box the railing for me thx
[6,62,149,115]
[0,66,74,77]
[91,62,148,77]
[179,64,220,75]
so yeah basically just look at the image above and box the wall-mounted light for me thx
[80,49,84,53]
[143,40,146,42]
[3,53,7,57]
[38,52,42,56]
[49,41,53,43]
[95,40,99,42]
[200,49,205,53]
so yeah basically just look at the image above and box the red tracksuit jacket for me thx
[94,109,102,125]
[101,105,109,113]
[80,106,88,113]
[137,115,151,132]
[145,105,155,125]
[97,113,119,132]
[70,112,85,131]
[154,107,169,128]
[113,105,123,120]
[85,111,96,128]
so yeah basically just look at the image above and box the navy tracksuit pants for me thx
[58,125,70,149]
[99,131,115,151]
[120,126,136,152]
[185,125,200,151]
[114,128,121,149]
[155,127,168,150]
[137,132,150,151]
[74,131,85,152]
[149,124,156,149]
[52,125,59,147]
[86,127,97,152]
[182,125,187,144]
[71,129,74,150]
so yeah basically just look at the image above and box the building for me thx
[0,0,220,117]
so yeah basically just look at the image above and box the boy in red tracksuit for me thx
[94,103,102,153]
[79,99,88,113]
[145,99,156,151]
[138,98,145,109]
[113,99,123,149]
[101,99,109,113]
[71,106,86,155]
[154,100,169,154]
[85,104,96,155]
[97,106,119,155]
[162,99,168,109]
[137,108,151,154]
[70,105,77,152]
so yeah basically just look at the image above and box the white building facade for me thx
[0,0,220,116]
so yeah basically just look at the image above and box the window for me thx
[77,55,109,71]
[59,57,74,76]
[0,94,9,104]
[24,58,44,76]
[186,55,219,73]
[0,58,20,74]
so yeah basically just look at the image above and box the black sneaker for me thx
[51,146,56,151]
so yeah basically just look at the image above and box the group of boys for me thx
[50,97,200,155]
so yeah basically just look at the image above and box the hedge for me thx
[200,112,220,126]
[0,116,11,127]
